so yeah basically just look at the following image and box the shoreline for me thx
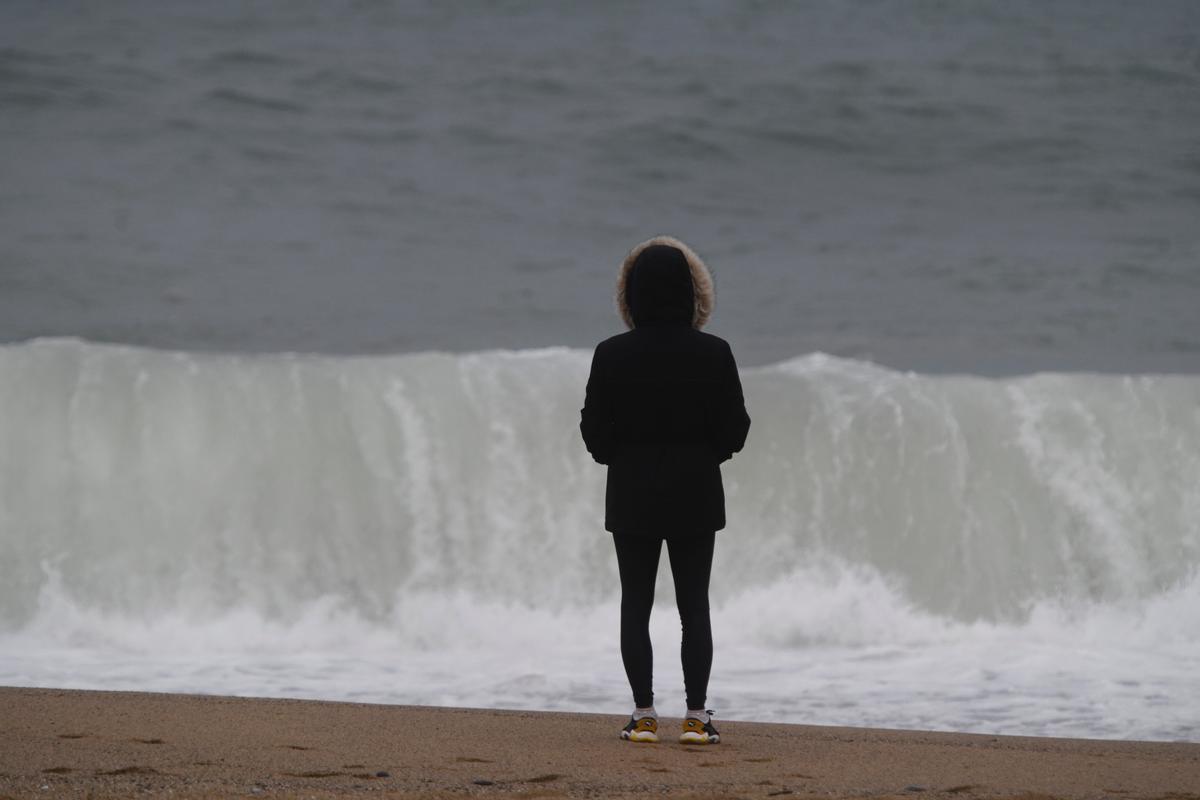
[3,687,1199,798]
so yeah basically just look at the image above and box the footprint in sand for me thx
[522,773,562,783]
[283,770,344,778]
[96,766,158,776]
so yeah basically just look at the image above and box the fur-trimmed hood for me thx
[616,236,714,330]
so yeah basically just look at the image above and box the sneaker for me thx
[679,710,720,744]
[620,715,659,743]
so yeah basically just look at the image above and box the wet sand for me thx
[1,686,1197,799]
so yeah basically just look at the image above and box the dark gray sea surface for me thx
[2,0,1198,374]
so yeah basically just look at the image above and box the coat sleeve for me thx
[709,341,751,463]
[579,343,616,465]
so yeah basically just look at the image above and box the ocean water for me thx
[1,1,1199,372]
[2,1,1199,743]
[1,339,1198,741]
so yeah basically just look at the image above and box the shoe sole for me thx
[679,732,720,744]
[621,732,659,743]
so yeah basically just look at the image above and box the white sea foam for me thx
[1,338,1198,740]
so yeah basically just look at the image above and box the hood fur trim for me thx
[616,236,714,330]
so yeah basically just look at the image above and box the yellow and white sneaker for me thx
[679,710,720,744]
[620,715,659,743]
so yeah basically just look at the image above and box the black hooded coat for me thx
[579,241,751,535]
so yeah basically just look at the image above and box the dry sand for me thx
[0,686,1197,799]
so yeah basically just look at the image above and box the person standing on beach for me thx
[579,236,752,745]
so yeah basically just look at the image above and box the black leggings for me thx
[612,530,715,711]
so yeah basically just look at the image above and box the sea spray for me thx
[1,338,1198,739]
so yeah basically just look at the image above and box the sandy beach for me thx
[0,687,1196,799]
